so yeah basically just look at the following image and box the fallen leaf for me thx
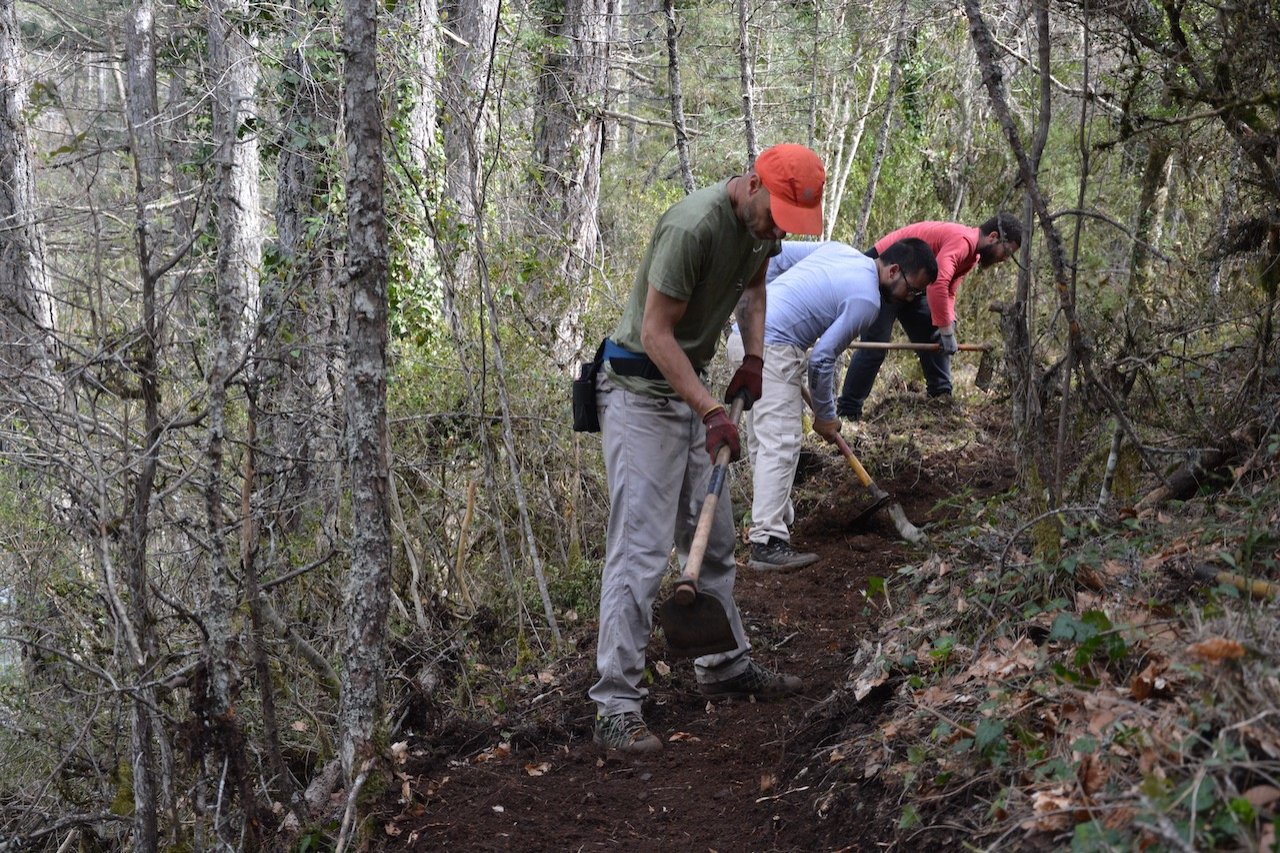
[1088,707,1117,735]
[1077,565,1106,591]
[1130,660,1168,701]
[654,660,671,677]
[1187,637,1245,662]
[1259,820,1276,852]
[760,774,776,792]
[474,742,512,763]
[290,720,308,732]
[968,636,1040,679]
[524,762,550,777]
[1022,787,1073,832]
[390,741,409,764]
[1077,754,1107,796]
[668,731,701,743]
[384,822,402,837]
[916,684,955,707]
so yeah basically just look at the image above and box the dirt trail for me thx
[377,396,1015,852]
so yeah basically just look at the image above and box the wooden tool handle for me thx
[675,396,746,604]
[847,341,991,352]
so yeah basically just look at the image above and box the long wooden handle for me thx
[832,433,872,487]
[674,396,746,604]
[1193,564,1279,597]
[833,432,891,504]
[848,341,991,352]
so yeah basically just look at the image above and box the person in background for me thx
[728,239,938,570]
[764,239,830,285]
[590,144,826,756]
[835,213,1022,420]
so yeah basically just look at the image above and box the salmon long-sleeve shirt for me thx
[871,221,979,329]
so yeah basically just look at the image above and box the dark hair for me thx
[879,237,938,283]
[979,212,1023,248]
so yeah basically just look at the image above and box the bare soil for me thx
[376,393,1016,852]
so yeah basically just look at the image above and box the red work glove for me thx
[724,354,764,410]
[702,405,741,463]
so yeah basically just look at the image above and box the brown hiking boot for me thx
[699,661,803,699]
[593,711,662,755]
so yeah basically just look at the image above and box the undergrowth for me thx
[807,432,1280,850]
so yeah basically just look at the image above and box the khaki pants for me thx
[725,333,808,546]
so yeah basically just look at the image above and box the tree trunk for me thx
[529,0,616,367]
[206,0,261,721]
[400,0,439,167]
[737,0,758,160]
[664,0,694,193]
[0,0,59,405]
[204,0,262,836]
[439,0,499,290]
[123,2,163,845]
[338,0,391,786]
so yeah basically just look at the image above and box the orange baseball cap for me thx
[754,144,825,236]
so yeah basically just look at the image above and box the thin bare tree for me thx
[663,0,694,193]
[736,0,758,160]
[853,0,909,247]
[121,2,166,845]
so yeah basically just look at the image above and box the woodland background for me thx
[1,0,1278,849]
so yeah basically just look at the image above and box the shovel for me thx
[658,396,746,659]
[848,341,996,391]
[801,387,927,545]
[832,433,927,545]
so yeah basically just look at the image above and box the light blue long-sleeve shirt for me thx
[764,240,829,285]
[764,242,881,422]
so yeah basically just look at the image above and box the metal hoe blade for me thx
[658,593,738,658]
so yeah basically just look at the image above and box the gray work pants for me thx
[588,373,751,717]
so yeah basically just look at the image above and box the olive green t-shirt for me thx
[609,178,779,397]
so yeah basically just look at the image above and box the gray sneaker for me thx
[747,537,818,571]
[593,711,662,755]
[700,660,803,699]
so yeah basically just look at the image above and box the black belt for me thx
[600,339,709,382]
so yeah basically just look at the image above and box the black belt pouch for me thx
[572,340,605,433]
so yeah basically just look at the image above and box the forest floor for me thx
[369,373,1280,853]
[372,384,1021,852]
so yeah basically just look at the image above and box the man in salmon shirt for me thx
[834,213,1022,420]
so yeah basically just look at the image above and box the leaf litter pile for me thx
[374,386,1280,851]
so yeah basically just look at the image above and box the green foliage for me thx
[1049,610,1128,676]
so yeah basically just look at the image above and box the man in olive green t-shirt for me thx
[590,144,826,756]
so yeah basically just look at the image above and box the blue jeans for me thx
[836,294,951,417]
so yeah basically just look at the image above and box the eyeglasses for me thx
[902,272,928,299]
